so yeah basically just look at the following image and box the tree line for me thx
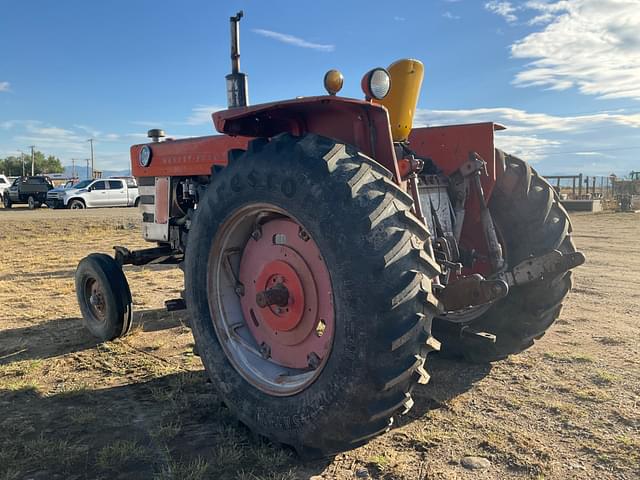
[0,151,64,176]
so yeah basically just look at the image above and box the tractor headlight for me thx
[139,145,152,167]
[361,68,391,100]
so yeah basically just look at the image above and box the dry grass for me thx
[0,208,639,479]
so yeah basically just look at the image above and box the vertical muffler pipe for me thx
[226,11,249,108]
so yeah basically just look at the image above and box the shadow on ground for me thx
[0,309,492,479]
[0,371,332,480]
[0,309,187,365]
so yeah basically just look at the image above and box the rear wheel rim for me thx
[207,204,335,396]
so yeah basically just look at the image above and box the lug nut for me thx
[298,227,310,242]
[259,342,271,359]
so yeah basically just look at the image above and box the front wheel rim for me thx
[207,204,335,396]
[84,277,107,322]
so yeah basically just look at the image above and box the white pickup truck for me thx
[47,178,140,209]
[0,175,10,201]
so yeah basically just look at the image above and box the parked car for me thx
[3,176,54,209]
[48,178,140,209]
[0,175,10,201]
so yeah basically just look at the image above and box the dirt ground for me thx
[0,206,638,480]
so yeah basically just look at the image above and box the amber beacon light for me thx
[323,69,344,95]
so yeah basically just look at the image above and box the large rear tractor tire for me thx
[185,133,441,455]
[434,152,578,363]
[75,253,133,341]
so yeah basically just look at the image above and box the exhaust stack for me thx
[226,11,249,108]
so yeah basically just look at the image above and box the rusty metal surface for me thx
[502,250,586,286]
[130,135,251,178]
[437,273,508,312]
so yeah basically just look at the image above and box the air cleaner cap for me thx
[147,129,166,142]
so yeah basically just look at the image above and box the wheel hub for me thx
[255,260,304,332]
[86,279,106,321]
[238,219,334,369]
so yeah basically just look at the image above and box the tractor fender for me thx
[213,96,401,181]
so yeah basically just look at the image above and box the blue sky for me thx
[1,0,639,176]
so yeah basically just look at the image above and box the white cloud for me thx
[524,1,567,26]
[511,0,640,100]
[414,106,640,132]
[485,1,518,23]
[252,29,334,52]
[131,105,226,128]
[574,151,606,156]
[413,106,640,166]
[0,81,10,92]
[125,133,149,140]
[493,134,561,163]
[73,124,101,137]
[394,16,406,22]
[186,105,225,126]
[2,121,129,165]
[443,11,461,20]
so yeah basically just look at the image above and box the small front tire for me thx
[75,253,133,341]
[69,199,85,209]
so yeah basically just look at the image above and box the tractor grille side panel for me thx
[138,176,170,243]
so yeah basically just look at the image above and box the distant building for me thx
[42,172,80,187]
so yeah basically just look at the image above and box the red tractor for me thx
[75,12,584,455]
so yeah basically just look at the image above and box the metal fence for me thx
[543,174,618,200]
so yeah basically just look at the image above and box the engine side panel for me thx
[130,135,250,178]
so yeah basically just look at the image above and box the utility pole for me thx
[86,159,90,180]
[87,138,94,179]
[18,151,25,176]
[29,145,35,176]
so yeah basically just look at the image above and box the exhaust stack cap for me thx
[147,129,166,143]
